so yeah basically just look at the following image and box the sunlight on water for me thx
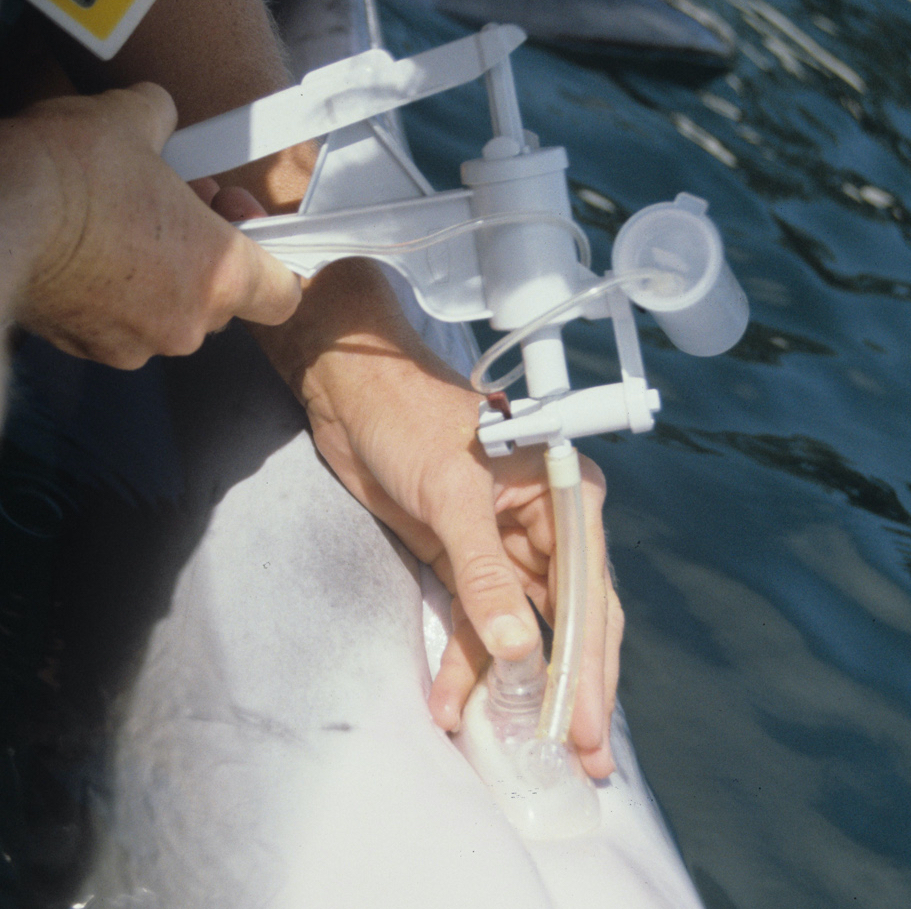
[724,0,866,91]
[671,112,739,166]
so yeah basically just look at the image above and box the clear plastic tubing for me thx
[470,267,665,395]
[536,442,587,745]
[257,210,592,272]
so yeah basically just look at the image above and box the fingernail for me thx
[429,694,461,734]
[443,703,462,734]
[488,614,533,652]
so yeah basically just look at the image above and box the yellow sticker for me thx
[26,0,158,58]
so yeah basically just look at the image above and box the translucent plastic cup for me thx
[611,193,749,356]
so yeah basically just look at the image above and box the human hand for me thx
[0,82,301,368]
[244,252,624,779]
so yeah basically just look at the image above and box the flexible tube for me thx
[536,444,587,745]
[257,210,592,271]
[452,440,600,837]
[470,268,666,395]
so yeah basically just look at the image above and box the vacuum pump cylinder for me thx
[462,145,579,333]
[453,653,601,841]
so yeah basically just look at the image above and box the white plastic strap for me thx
[163,24,526,181]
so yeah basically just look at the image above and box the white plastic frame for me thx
[163,24,667,455]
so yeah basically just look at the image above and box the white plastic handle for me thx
[163,24,526,181]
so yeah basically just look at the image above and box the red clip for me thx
[485,391,512,420]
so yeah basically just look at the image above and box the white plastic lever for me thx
[163,24,526,181]
[477,382,660,456]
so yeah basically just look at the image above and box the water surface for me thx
[382,2,911,907]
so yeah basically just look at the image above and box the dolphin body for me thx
[48,3,704,904]
[81,290,705,908]
[429,0,735,64]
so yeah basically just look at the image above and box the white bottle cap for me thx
[611,193,749,357]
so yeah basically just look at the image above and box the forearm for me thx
[0,117,61,321]
[96,1,420,397]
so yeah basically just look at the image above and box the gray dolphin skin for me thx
[430,0,735,62]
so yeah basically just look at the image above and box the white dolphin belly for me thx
[80,330,702,907]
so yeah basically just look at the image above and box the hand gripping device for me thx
[163,24,748,840]
[163,24,748,458]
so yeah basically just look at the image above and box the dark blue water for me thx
[382,2,911,907]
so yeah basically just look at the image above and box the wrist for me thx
[251,258,425,404]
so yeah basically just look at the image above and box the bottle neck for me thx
[486,645,547,720]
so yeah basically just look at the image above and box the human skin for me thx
[0,83,301,368]
[247,252,624,777]
[7,0,623,777]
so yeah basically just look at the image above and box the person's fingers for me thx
[557,460,615,777]
[597,572,625,769]
[499,523,550,580]
[435,481,540,663]
[205,187,302,326]
[574,572,619,779]
[577,572,623,779]
[189,176,220,205]
[210,185,268,222]
[106,82,178,152]
[509,495,557,565]
[227,235,302,325]
[428,597,489,733]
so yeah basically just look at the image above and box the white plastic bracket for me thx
[476,275,660,456]
[238,189,492,323]
[161,23,669,457]
[163,24,526,181]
